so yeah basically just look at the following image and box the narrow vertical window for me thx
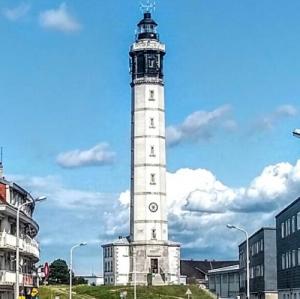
[282,222,285,238]
[152,229,157,239]
[292,216,296,233]
[298,248,300,266]
[149,117,155,128]
[149,90,155,100]
[150,146,155,157]
[297,212,300,230]
[150,174,156,185]
[282,254,285,270]
[292,250,296,267]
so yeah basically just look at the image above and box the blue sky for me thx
[0,0,300,275]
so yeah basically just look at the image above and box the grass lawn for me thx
[39,284,214,299]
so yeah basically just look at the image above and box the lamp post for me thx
[69,242,87,299]
[293,129,300,138]
[227,224,250,299]
[15,196,46,299]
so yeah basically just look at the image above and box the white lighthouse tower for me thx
[102,10,181,286]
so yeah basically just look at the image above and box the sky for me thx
[0,0,300,275]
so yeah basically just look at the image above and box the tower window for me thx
[149,118,155,128]
[150,146,156,157]
[149,90,155,101]
[152,229,157,240]
[150,174,156,185]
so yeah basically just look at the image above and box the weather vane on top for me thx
[140,0,156,13]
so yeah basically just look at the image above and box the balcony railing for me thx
[0,270,34,286]
[0,233,39,259]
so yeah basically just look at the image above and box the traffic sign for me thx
[44,262,50,279]
[185,288,192,299]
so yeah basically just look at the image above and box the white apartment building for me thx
[0,164,40,299]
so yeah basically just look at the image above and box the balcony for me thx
[0,271,35,286]
[0,233,39,259]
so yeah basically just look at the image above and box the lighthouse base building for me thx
[102,11,181,286]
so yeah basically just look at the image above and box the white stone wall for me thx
[168,245,181,284]
[131,83,168,243]
[115,245,130,285]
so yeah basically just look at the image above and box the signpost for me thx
[44,262,50,279]
[185,288,192,299]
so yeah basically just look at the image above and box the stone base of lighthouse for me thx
[129,241,181,286]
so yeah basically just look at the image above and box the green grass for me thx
[39,284,214,299]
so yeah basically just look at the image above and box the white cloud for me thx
[253,104,298,132]
[56,143,116,169]
[114,160,300,258]
[166,105,236,147]
[39,3,81,33]
[2,3,30,21]
[9,159,300,269]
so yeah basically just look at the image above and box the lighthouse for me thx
[102,11,181,286]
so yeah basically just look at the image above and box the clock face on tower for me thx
[149,202,158,213]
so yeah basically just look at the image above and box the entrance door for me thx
[151,258,158,274]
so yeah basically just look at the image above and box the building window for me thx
[260,264,264,276]
[298,249,300,266]
[282,254,286,270]
[292,250,296,267]
[282,222,285,238]
[292,216,296,233]
[297,213,300,230]
[260,239,264,252]
[149,117,155,128]
[152,229,157,239]
[149,90,155,101]
[287,219,291,236]
[150,174,156,185]
[150,146,156,157]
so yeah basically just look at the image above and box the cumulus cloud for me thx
[114,160,300,258]
[9,159,300,269]
[252,104,298,133]
[39,3,81,33]
[2,3,30,21]
[166,105,236,147]
[56,143,116,169]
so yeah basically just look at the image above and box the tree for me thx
[48,259,70,284]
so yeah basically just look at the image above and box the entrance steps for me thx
[151,274,165,286]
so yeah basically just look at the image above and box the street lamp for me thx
[227,224,250,299]
[15,196,46,299]
[69,242,87,299]
[293,129,300,138]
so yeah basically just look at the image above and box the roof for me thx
[101,236,130,247]
[238,227,276,247]
[208,264,240,274]
[180,260,238,278]
[276,197,300,218]
[0,177,34,200]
